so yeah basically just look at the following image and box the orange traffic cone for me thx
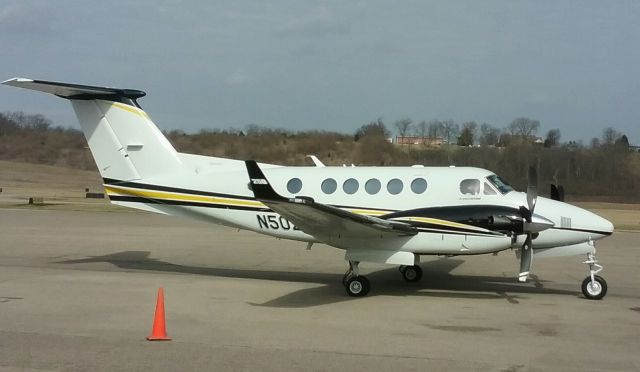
[147,287,171,341]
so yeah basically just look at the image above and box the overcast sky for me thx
[1,0,639,144]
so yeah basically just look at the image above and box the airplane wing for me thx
[245,161,417,240]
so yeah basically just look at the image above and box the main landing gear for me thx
[343,261,370,297]
[343,262,424,297]
[399,265,423,282]
[581,250,607,300]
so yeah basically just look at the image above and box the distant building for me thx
[395,136,444,146]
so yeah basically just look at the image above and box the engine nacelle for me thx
[487,215,521,233]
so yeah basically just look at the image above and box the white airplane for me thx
[3,78,614,299]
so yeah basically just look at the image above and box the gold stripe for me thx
[345,208,387,216]
[104,185,265,208]
[111,101,151,120]
[106,184,405,221]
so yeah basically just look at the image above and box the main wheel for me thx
[401,265,423,282]
[581,275,607,300]
[345,276,370,297]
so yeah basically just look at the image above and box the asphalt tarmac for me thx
[0,208,639,371]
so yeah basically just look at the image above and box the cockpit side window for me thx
[487,175,514,195]
[460,179,481,195]
[483,182,497,195]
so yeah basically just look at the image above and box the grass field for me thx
[1,160,638,230]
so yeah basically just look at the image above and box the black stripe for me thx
[103,178,257,201]
[103,178,398,213]
[108,195,270,212]
[551,227,613,236]
[415,227,504,237]
[408,221,502,236]
[111,196,502,237]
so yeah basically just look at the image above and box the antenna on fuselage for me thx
[306,155,325,167]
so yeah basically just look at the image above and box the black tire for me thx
[401,265,423,282]
[345,276,370,297]
[581,275,607,300]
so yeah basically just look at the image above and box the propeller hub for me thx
[524,214,555,233]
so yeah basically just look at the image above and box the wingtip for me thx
[2,77,34,86]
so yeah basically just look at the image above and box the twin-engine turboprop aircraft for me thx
[3,78,614,299]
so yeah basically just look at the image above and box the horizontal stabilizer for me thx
[2,78,145,102]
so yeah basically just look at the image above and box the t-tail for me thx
[2,78,182,182]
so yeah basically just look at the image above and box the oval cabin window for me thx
[410,178,428,194]
[387,178,403,195]
[343,178,359,194]
[321,178,337,194]
[365,178,381,194]
[287,178,302,194]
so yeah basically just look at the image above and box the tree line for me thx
[1,111,638,201]
[390,116,631,149]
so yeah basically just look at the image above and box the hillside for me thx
[1,112,639,201]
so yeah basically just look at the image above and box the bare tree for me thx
[457,126,475,146]
[355,117,389,141]
[441,120,459,144]
[615,134,630,149]
[0,112,20,136]
[461,121,478,145]
[508,117,540,138]
[544,129,561,147]
[394,118,413,137]
[415,120,428,139]
[479,123,500,146]
[601,127,620,145]
[427,120,443,138]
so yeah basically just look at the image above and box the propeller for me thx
[519,166,538,282]
[550,184,565,201]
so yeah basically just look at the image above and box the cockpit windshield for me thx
[487,175,514,195]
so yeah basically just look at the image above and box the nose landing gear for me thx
[581,250,607,300]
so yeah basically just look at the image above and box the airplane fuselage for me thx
[104,153,613,257]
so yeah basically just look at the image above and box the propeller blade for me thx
[550,184,566,202]
[519,205,532,224]
[526,166,538,214]
[518,234,533,282]
[550,184,560,201]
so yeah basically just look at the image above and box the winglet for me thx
[245,161,285,201]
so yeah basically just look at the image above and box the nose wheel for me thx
[581,250,607,300]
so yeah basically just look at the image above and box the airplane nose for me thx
[580,209,614,238]
[598,215,614,235]
[535,197,614,238]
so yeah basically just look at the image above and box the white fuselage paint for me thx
[111,153,614,257]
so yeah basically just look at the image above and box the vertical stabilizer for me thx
[2,78,182,181]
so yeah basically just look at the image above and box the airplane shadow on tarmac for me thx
[55,251,580,308]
